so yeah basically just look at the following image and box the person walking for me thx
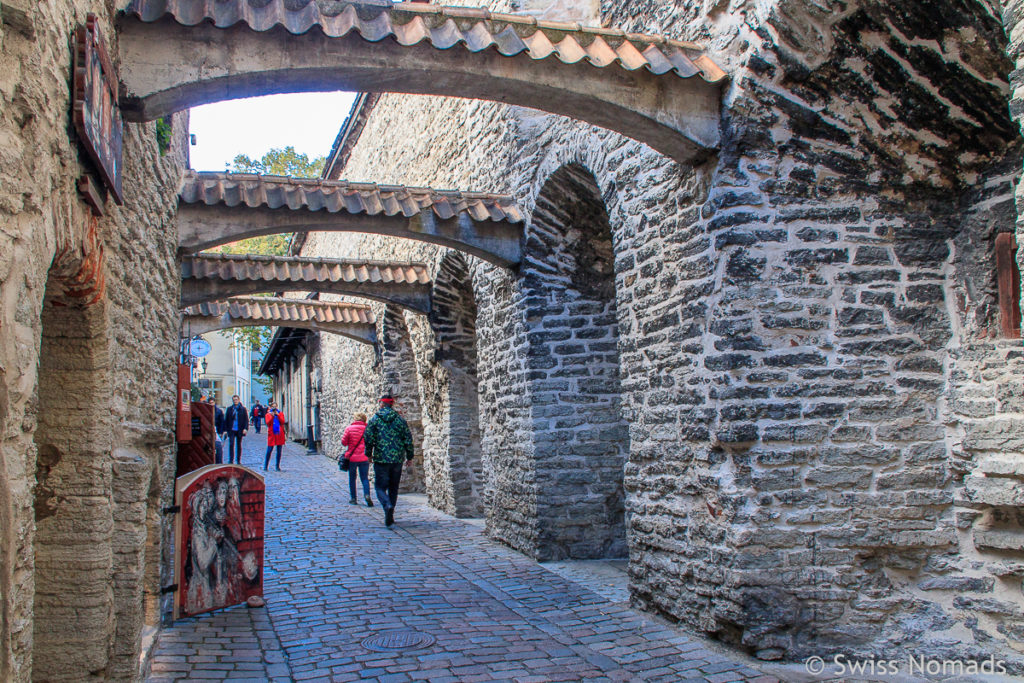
[263,401,288,472]
[251,401,264,434]
[207,396,225,465]
[340,412,372,507]
[363,394,414,527]
[223,395,249,465]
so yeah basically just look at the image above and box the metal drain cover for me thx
[361,630,436,652]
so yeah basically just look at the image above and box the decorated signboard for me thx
[173,465,265,619]
[73,14,123,205]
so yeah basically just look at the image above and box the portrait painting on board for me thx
[174,464,265,618]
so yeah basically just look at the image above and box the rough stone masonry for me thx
[294,0,1024,671]
[1,1,185,681]
[1,0,1024,680]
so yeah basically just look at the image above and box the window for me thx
[996,233,1021,338]
[196,378,222,404]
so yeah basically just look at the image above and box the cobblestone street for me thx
[147,433,778,682]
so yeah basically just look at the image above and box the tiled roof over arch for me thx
[118,1,727,163]
[124,0,726,83]
[180,172,524,224]
[180,253,432,311]
[183,296,375,325]
[182,296,378,343]
[177,172,526,265]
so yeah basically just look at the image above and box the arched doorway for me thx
[381,306,426,494]
[525,163,628,560]
[423,252,487,518]
[32,267,114,679]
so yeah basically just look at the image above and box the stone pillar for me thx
[32,299,115,681]
[109,449,151,680]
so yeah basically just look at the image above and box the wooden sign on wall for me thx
[73,14,123,205]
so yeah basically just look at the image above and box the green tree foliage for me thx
[231,326,273,355]
[210,146,326,257]
[156,117,173,156]
[206,145,326,369]
[213,234,290,256]
[230,145,325,178]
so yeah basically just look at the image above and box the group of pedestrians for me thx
[204,391,417,529]
[338,394,416,528]
[203,395,290,471]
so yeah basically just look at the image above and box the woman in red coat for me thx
[263,401,288,471]
[341,412,371,506]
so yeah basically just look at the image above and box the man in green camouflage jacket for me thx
[364,394,415,527]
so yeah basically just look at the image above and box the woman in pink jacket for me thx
[341,412,372,506]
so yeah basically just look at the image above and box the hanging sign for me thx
[173,464,265,619]
[189,338,212,358]
[176,363,193,443]
[73,14,124,204]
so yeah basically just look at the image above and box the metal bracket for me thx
[160,584,178,594]
[162,505,181,515]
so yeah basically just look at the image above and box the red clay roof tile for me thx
[180,172,524,224]
[124,0,726,83]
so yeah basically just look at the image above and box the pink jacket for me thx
[341,421,368,462]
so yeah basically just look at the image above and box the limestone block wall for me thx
[300,0,1023,668]
[0,2,185,680]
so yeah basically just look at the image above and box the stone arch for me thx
[31,251,115,679]
[380,307,425,494]
[421,252,487,518]
[523,162,628,560]
[119,1,725,164]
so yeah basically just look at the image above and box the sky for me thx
[186,92,358,172]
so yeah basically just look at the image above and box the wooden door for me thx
[177,401,214,477]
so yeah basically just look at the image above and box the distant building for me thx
[194,331,252,407]
[250,345,272,406]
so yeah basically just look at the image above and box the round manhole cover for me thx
[361,630,436,652]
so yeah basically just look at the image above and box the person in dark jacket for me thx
[223,394,249,465]
[207,396,225,464]
[363,394,415,527]
[251,401,264,434]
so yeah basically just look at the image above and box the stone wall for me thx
[0,2,185,680]
[298,0,1023,669]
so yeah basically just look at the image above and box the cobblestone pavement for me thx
[147,433,778,682]
[539,560,630,605]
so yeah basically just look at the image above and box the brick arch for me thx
[380,306,425,494]
[522,162,628,561]
[419,251,486,518]
[31,251,115,679]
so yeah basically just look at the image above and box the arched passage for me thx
[179,254,433,313]
[118,0,725,164]
[177,172,525,266]
[381,307,425,494]
[524,163,628,560]
[422,252,486,518]
[182,297,378,346]
[32,268,115,679]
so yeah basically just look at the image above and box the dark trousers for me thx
[214,439,223,464]
[373,461,403,510]
[227,431,244,464]
[264,444,282,470]
[349,461,371,500]
[253,417,261,433]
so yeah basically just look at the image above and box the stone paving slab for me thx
[146,433,776,682]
